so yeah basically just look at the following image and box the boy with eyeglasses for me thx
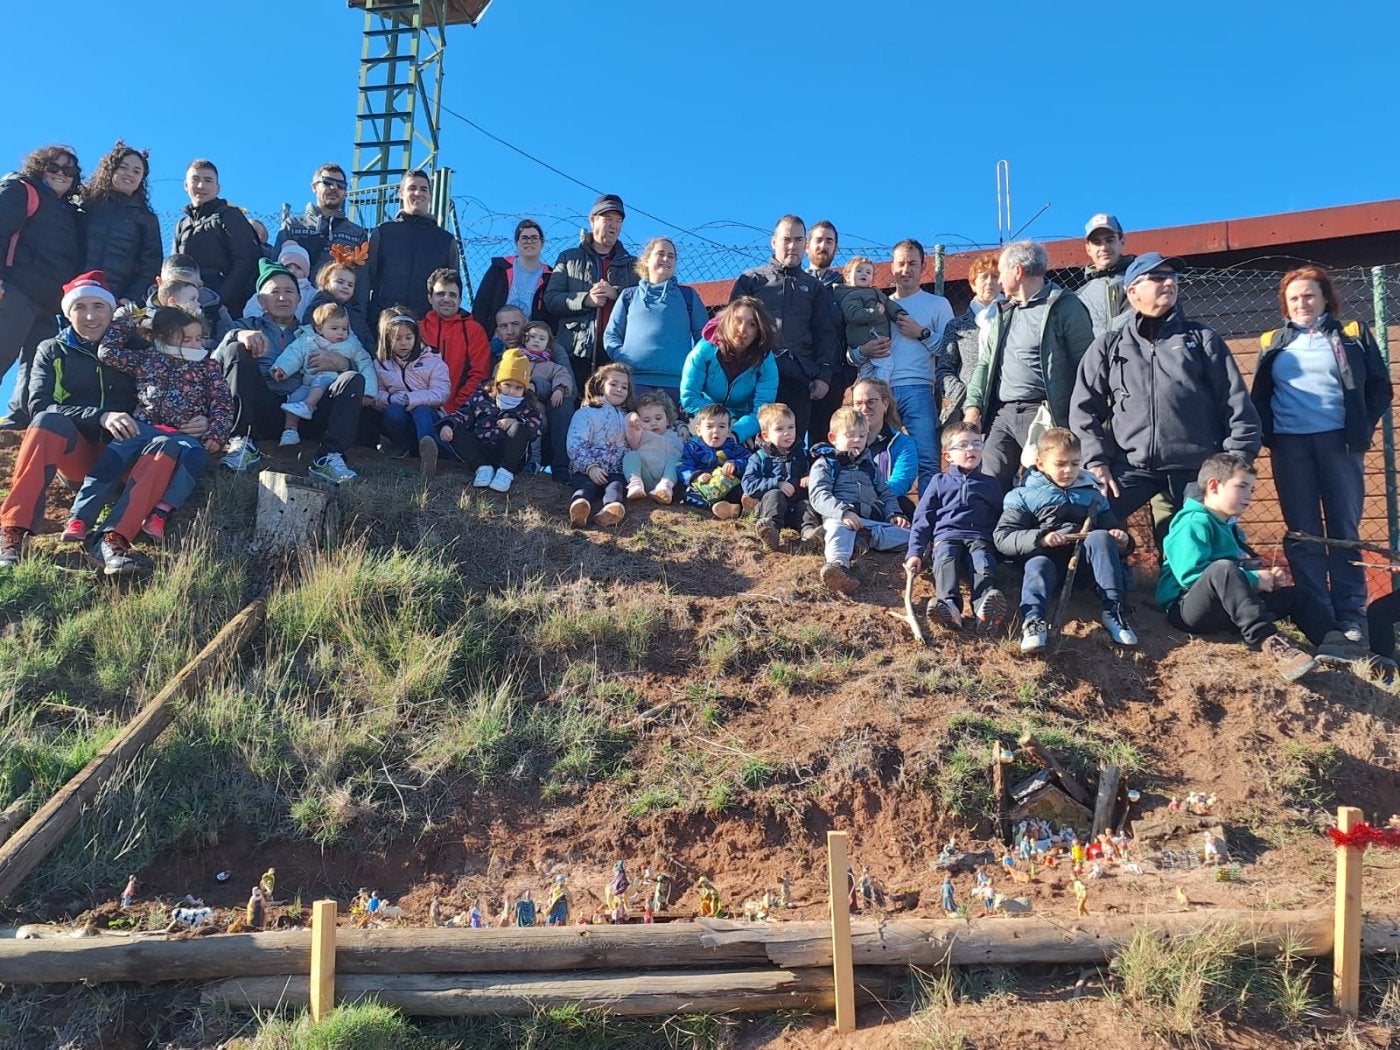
[905,422,1007,630]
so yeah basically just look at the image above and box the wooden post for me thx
[310,899,337,1022]
[1091,765,1121,840]
[1333,806,1364,1017]
[252,472,340,553]
[826,831,855,1034]
[991,740,1010,844]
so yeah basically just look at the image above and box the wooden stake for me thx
[826,831,855,1034]
[310,899,337,1022]
[1333,806,1364,1017]
[1090,765,1121,840]
[991,740,1010,844]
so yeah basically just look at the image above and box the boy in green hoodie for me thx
[1158,452,1368,682]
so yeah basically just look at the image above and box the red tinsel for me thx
[1327,822,1400,850]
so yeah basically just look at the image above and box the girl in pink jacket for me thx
[373,306,451,477]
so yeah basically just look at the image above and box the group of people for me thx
[0,142,1394,676]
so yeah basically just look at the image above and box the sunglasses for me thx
[317,177,347,189]
[1138,271,1178,285]
[45,162,77,178]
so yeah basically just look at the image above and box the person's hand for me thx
[626,411,642,434]
[362,395,375,408]
[894,313,924,338]
[587,280,617,306]
[891,515,910,529]
[269,366,286,381]
[236,329,268,357]
[439,424,454,442]
[1041,529,1071,549]
[587,465,608,485]
[99,411,140,441]
[202,437,223,454]
[551,388,564,408]
[1108,528,1129,550]
[842,511,862,531]
[962,407,982,427]
[1090,463,1120,499]
[392,391,410,406]
[809,379,829,401]
[178,415,210,438]
[905,555,923,574]
[799,476,809,489]
[695,472,711,484]
[1257,566,1285,593]
[674,423,690,441]
[306,349,349,372]
[858,334,892,360]
[497,417,513,431]
[779,481,795,497]
[722,461,738,478]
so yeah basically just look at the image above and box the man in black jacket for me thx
[366,169,460,326]
[275,163,369,287]
[730,215,839,443]
[173,160,261,319]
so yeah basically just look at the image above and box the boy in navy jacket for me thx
[742,402,810,549]
[680,403,751,518]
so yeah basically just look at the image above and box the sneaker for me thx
[652,479,674,504]
[1101,601,1139,647]
[418,436,438,478]
[221,436,262,473]
[1315,631,1370,667]
[61,518,89,544]
[929,598,963,631]
[1263,633,1317,682]
[1358,655,1398,684]
[281,400,314,421]
[974,589,1008,628]
[1339,619,1367,645]
[820,561,859,595]
[626,476,647,502]
[95,532,138,577]
[568,497,592,526]
[279,428,301,447]
[0,413,29,431]
[140,509,168,543]
[594,501,626,527]
[713,501,741,520]
[1021,618,1049,653]
[488,467,514,493]
[309,452,357,485]
[0,526,28,569]
[473,464,495,488]
[756,518,780,550]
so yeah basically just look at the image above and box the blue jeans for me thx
[1273,430,1367,621]
[823,516,909,567]
[1019,531,1125,621]
[381,403,439,453]
[70,424,205,525]
[892,383,939,497]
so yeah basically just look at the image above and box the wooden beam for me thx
[1333,806,1364,1017]
[0,601,266,902]
[1016,731,1093,808]
[309,900,337,1022]
[826,831,856,1034]
[0,799,31,848]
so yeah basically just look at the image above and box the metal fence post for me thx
[1371,266,1399,559]
[933,244,945,297]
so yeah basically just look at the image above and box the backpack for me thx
[4,180,40,268]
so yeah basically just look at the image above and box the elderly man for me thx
[964,240,1094,492]
[729,214,839,443]
[275,163,368,286]
[216,259,364,484]
[1075,213,1136,338]
[1070,252,1261,540]
[366,169,460,324]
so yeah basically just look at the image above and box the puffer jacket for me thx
[301,289,373,350]
[96,342,234,446]
[420,309,490,413]
[1074,254,1136,338]
[993,468,1122,560]
[447,385,544,445]
[741,441,809,496]
[0,173,82,313]
[566,401,629,474]
[867,425,918,502]
[807,443,901,523]
[275,206,368,281]
[27,326,138,443]
[471,254,552,327]
[82,194,162,303]
[375,348,450,411]
[271,326,378,397]
[907,466,1003,559]
[678,338,778,443]
[366,212,460,323]
[541,233,638,367]
[679,435,750,487]
[729,259,840,385]
[173,198,262,312]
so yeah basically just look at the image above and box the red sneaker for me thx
[140,510,168,543]
[60,519,88,544]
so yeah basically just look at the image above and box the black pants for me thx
[808,364,856,449]
[1109,465,1197,548]
[452,420,531,471]
[1167,559,1336,646]
[755,488,806,529]
[980,400,1041,494]
[932,538,997,606]
[215,343,364,456]
[571,471,624,511]
[777,374,814,448]
[1368,591,1400,662]
[0,285,58,423]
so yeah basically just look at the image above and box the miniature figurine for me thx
[545,875,570,926]
[858,866,877,911]
[1097,832,1117,863]
[469,900,483,928]
[515,889,537,927]
[606,861,630,923]
[1018,834,1033,862]
[644,901,654,923]
[940,876,956,916]
[646,868,672,913]
[496,894,513,927]
[367,890,382,914]
[742,891,773,922]
[260,867,277,900]
[1069,836,1086,873]
[937,839,958,865]
[430,899,443,927]
[1086,861,1104,880]
[1202,831,1228,866]
[121,874,137,909]
[1186,792,1217,816]
[1001,851,1017,872]
[247,886,266,929]
[1073,877,1088,917]
[1167,796,1181,813]
[696,876,721,917]
[779,871,792,909]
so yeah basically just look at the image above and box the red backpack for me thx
[4,180,40,268]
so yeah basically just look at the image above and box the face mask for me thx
[496,392,524,410]
[155,341,208,362]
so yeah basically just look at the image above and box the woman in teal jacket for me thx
[679,296,777,443]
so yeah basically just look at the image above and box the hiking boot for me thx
[568,497,592,526]
[488,467,514,493]
[1315,631,1370,667]
[713,501,741,520]
[309,452,357,485]
[95,532,138,577]
[820,561,859,595]
[0,526,28,569]
[1101,601,1139,647]
[1339,619,1367,645]
[1021,618,1049,653]
[418,436,438,478]
[928,598,963,630]
[652,479,674,504]
[756,518,780,550]
[281,400,314,421]
[741,493,758,515]
[974,589,1008,628]
[1262,633,1316,682]
[473,464,495,488]
[61,518,89,544]
[140,509,169,544]
[626,476,647,502]
[0,414,28,431]
[594,501,626,527]
[221,436,262,473]
[278,428,301,447]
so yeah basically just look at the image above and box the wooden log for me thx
[1091,765,1121,840]
[0,601,266,902]
[252,471,340,553]
[1333,806,1364,1017]
[1016,731,1093,808]
[0,799,31,848]
[201,966,898,1018]
[6,911,1399,986]
[1132,813,1222,842]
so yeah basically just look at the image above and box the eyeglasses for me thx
[949,440,985,451]
[45,162,77,178]
[317,177,347,189]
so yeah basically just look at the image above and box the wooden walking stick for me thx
[901,562,927,646]
[1051,514,1095,644]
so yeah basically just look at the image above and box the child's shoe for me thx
[755,518,780,551]
[929,598,962,631]
[281,400,314,421]
[488,468,514,493]
[473,464,495,488]
[741,493,758,515]
[820,561,859,595]
[1339,619,1367,645]
[568,497,592,526]
[974,589,1008,628]
[594,501,626,527]
[1020,618,1049,653]
[279,429,301,447]
[140,508,168,543]
[60,518,89,544]
[626,476,647,502]
[94,531,138,577]
[800,522,822,547]
[418,436,438,478]
[221,436,262,473]
[1315,631,1370,667]
[713,501,741,520]
[1101,601,1139,647]
[652,478,674,504]
[1262,633,1316,682]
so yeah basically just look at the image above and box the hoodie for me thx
[1157,496,1258,608]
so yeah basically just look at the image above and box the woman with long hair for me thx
[679,296,779,443]
[81,142,162,305]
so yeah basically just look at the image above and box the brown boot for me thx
[712,501,741,520]
[820,562,859,595]
[1262,633,1316,682]
[755,518,780,550]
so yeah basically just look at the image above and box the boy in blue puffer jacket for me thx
[994,428,1137,653]
[680,403,751,519]
[742,402,809,550]
[905,422,1007,631]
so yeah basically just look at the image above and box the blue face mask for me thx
[496,392,524,411]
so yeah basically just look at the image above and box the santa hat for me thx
[61,271,117,315]
[277,241,311,272]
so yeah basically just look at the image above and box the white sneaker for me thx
[489,468,514,493]
[310,452,357,484]
[1021,618,1049,653]
[1101,602,1139,646]
[281,400,314,421]
[473,464,495,488]
[221,436,262,473]
[279,429,301,447]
